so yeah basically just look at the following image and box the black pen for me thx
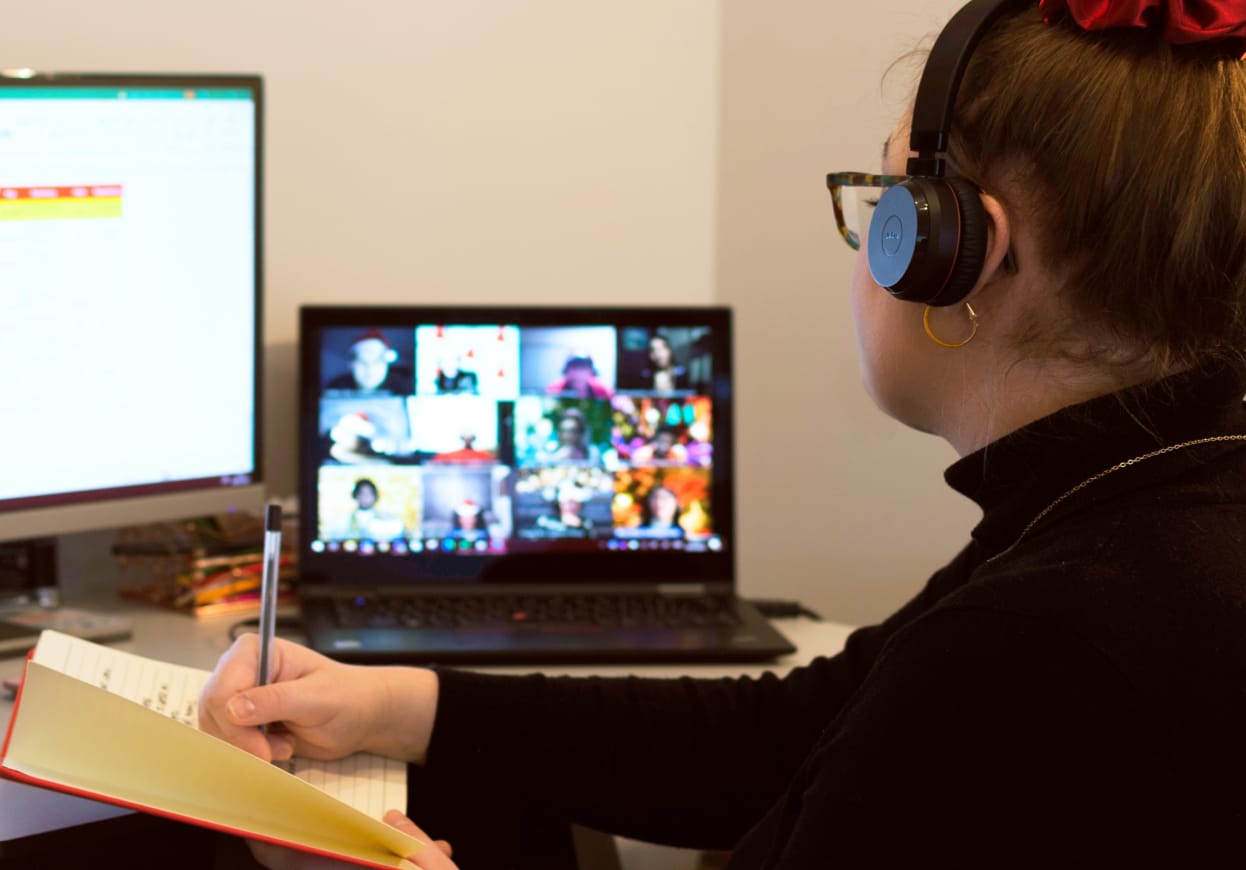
[257,504,282,709]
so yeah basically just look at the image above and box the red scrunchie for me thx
[1040,0,1246,50]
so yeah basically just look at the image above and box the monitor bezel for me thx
[299,304,735,588]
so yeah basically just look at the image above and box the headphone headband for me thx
[908,0,1030,176]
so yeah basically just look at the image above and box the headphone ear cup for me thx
[867,176,989,307]
[933,176,988,307]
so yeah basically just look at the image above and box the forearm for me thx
[420,657,860,848]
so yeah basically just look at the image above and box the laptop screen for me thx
[299,306,734,587]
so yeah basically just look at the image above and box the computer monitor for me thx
[0,71,265,543]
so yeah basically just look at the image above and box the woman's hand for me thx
[247,811,458,870]
[199,634,439,764]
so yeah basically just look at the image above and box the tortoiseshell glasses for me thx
[825,172,904,251]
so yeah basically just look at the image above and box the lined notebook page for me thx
[31,631,406,818]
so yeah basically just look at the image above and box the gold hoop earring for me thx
[923,303,978,349]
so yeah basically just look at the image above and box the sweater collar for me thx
[944,361,1246,552]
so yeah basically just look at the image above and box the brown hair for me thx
[945,6,1246,372]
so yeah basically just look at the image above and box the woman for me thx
[546,408,602,465]
[642,333,688,392]
[640,484,683,536]
[201,1,1246,866]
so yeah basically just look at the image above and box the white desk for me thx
[0,603,854,857]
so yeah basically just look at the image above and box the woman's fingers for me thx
[384,810,458,869]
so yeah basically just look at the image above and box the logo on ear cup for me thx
[867,185,920,290]
[880,216,904,256]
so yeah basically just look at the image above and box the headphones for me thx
[867,0,1026,307]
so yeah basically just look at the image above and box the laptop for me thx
[297,305,795,664]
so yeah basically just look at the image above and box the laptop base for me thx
[301,594,795,666]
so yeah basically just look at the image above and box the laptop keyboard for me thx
[333,594,742,630]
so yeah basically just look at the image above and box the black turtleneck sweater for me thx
[409,362,1246,868]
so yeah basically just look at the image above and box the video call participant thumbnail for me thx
[323,328,415,395]
[616,326,712,395]
[520,326,618,399]
[515,399,617,468]
[318,397,412,465]
[513,468,614,540]
[611,396,713,467]
[612,468,713,540]
[316,465,421,542]
[405,396,506,465]
[414,325,521,398]
[419,466,511,542]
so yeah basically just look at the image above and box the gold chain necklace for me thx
[984,434,1246,565]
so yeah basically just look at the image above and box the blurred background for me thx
[5,0,976,626]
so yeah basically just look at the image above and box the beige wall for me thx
[11,1,984,625]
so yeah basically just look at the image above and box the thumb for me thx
[226,683,293,727]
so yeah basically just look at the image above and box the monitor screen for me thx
[300,306,732,585]
[0,72,264,541]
